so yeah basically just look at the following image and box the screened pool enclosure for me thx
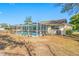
[16,23,48,36]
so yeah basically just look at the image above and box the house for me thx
[40,19,72,35]
[0,25,7,34]
[0,28,5,31]
[13,19,72,36]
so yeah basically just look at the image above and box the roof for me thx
[40,19,67,25]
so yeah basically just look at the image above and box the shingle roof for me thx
[40,19,67,25]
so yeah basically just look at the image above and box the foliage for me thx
[55,3,79,31]
[70,13,79,31]
[0,23,11,30]
[55,3,79,14]
[66,29,72,35]
[0,23,8,28]
[24,16,32,25]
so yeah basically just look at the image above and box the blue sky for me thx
[0,3,70,25]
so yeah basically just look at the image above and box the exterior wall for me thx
[64,24,72,30]
[51,29,57,35]
[0,28,5,33]
[47,25,66,35]
[48,26,52,35]
[59,26,66,35]
[0,28,5,31]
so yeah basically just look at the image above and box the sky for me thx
[0,3,70,25]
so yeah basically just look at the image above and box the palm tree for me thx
[24,16,32,25]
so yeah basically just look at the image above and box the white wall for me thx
[0,28,5,31]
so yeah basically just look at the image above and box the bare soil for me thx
[0,33,79,56]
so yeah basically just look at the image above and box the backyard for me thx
[0,33,79,56]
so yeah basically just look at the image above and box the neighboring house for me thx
[0,25,5,31]
[0,28,5,31]
[0,25,6,33]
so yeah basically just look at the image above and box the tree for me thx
[55,3,79,31]
[55,3,79,14]
[70,13,79,31]
[0,23,9,28]
[24,16,32,25]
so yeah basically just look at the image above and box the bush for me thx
[66,30,72,35]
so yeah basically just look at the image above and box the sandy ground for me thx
[0,33,79,56]
[26,36,79,56]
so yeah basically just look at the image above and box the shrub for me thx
[66,30,72,35]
